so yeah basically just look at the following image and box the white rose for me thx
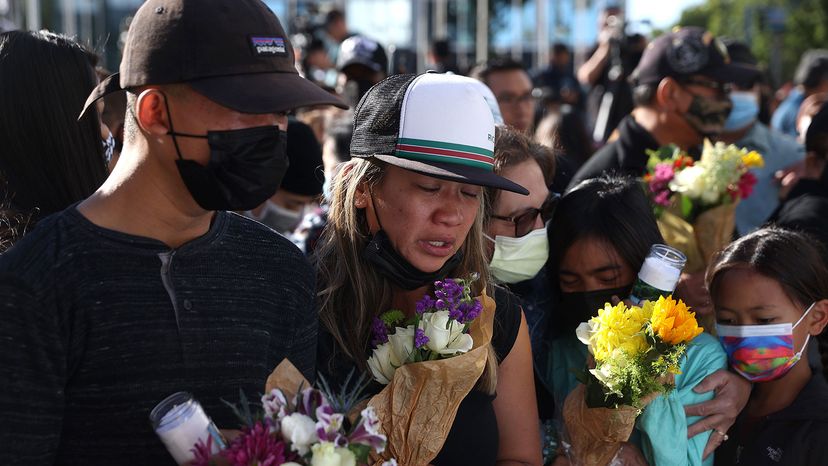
[670,165,706,200]
[280,412,319,455]
[310,441,357,466]
[590,364,616,391]
[419,310,473,355]
[575,321,594,352]
[367,342,399,384]
[388,325,415,363]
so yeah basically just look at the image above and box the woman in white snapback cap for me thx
[315,72,542,465]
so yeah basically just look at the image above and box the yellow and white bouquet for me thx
[563,296,704,465]
[645,140,764,274]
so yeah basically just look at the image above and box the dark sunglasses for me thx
[491,192,561,237]
[679,78,732,95]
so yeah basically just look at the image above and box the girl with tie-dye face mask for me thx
[707,226,828,465]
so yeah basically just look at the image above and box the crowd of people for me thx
[1,0,828,465]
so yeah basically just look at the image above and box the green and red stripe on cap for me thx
[394,138,494,171]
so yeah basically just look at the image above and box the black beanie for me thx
[280,118,324,196]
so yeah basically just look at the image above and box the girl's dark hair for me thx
[707,226,828,309]
[548,174,664,276]
[0,30,107,249]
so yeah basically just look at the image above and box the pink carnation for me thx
[737,171,758,199]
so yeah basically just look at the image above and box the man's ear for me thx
[655,77,683,112]
[135,88,171,136]
[807,298,828,336]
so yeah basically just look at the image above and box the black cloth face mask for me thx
[556,285,631,333]
[163,95,288,211]
[362,191,463,290]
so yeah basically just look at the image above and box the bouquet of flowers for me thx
[643,141,764,272]
[367,276,483,384]
[365,276,496,465]
[190,360,395,466]
[562,296,703,465]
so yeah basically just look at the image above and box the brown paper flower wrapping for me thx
[657,202,738,274]
[265,359,311,399]
[562,384,639,466]
[562,375,672,466]
[367,293,496,466]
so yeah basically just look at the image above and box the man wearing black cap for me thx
[568,27,751,189]
[247,119,324,236]
[336,34,388,108]
[0,0,345,463]
[715,40,804,236]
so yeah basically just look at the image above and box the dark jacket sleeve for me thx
[0,275,66,465]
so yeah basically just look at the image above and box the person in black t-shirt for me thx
[0,1,346,464]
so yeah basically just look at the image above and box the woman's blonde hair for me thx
[315,158,498,393]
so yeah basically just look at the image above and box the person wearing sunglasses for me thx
[568,27,756,190]
[482,126,560,460]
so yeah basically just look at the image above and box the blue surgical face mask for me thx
[723,91,759,132]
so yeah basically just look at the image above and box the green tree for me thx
[676,0,828,85]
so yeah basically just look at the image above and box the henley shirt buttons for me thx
[183,299,193,311]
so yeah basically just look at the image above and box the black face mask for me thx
[556,285,631,333]
[363,230,464,290]
[164,96,289,211]
[361,191,463,290]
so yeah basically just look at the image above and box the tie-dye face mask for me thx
[716,302,815,382]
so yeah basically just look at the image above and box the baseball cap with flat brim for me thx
[80,0,346,118]
[630,27,757,87]
[350,72,529,195]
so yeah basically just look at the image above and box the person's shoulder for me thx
[491,285,523,361]
[684,332,727,366]
[0,208,80,273]
[224,212,305,254]
[567,142,620,189]
[222,212,314,279]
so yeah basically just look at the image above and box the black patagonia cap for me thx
[630,27,756,87]
[80,0,346,118]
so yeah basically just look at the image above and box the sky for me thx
[626,0,705,30]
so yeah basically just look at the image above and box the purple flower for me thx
[448,305,464,322]
[349,407,387,454]
[435,299,447,310]
[462,299,483,323]
[371,317,389,347]
[415,294,435,314]
[296,387,327,418]
[415,328,430,348]
[262,388,288,421]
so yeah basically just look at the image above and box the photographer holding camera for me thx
[577,5,648,144]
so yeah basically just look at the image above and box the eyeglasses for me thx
[679,78,732,95]
[497,92,536,106]
[491,192,561,237]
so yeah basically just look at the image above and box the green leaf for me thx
[379,310,405,328]
[680,194,693,219]
[348,443,372,463]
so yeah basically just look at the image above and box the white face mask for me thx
[485,227,549,284]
